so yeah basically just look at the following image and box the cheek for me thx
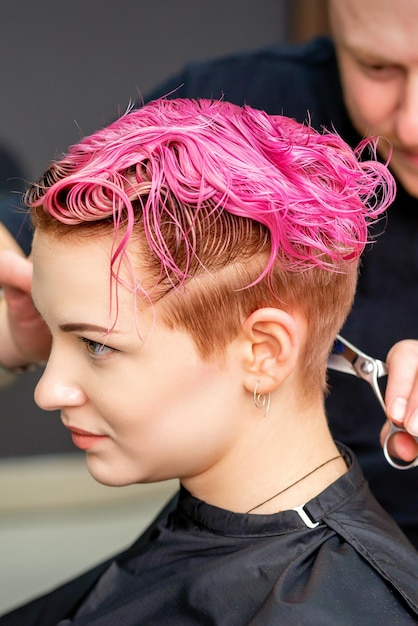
[102,357,226,437]
[130,362,232,442]
[140,361,227,434]
[340,66,398,134]
[83,344,243,486]
[97,366,236,483]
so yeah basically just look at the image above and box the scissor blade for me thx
[327,336,359,375]
[327,352,358,375]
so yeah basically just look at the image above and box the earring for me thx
[253,381,271,417]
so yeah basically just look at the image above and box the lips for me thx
[64,425,108,451]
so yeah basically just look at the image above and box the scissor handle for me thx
[383,422,418,470]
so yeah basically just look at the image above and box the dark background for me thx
[1,0,290,184]
[0,0,328,457]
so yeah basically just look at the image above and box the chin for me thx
[85,456,142,487]
[85,454,178,487]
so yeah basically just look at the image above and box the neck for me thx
[182,396,347,514]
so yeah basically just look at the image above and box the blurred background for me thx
[0,0,328,613]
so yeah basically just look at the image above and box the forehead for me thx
[329,0,418,59]
[32,228,111,276]
[32,230,147,326]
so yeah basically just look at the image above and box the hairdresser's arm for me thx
[382,340,418,461]
[0,250,50,371]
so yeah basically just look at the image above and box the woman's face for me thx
[31,230,246,490]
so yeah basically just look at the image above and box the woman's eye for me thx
[80,337,113,357]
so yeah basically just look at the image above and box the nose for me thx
[395,71,418,147]
[34,358,87,411]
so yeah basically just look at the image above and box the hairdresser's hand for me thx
[0,250,51,368]
[0,222,24,256]
[381,340,418,462]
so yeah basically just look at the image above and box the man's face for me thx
[329,0,418,197]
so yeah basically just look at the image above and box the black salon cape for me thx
[145,36,418,547]
[1,448,417,625]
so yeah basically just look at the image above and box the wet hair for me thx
[26,98,395,392]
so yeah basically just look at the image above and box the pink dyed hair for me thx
[27,98,395,391]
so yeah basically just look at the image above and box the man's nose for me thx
[395,71,418,147]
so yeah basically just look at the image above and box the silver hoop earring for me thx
[253,381,271,417]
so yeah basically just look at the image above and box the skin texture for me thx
[329,0,418,197]
[31,229,347,514]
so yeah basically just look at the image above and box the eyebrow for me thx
[345,44,394,64]
[59,323,119,335]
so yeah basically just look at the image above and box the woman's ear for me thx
[240,307,302,395]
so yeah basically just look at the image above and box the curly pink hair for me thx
[27,98,395,391]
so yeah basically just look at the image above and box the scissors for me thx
[328,335,418,470]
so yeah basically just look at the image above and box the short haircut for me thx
[27,98,395,392]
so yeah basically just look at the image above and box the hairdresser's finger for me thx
[380,421,418,462]
[0,223,24,256]
[0,250,32,294]
[385,340,418,437]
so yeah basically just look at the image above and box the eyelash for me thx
[79,337,115,358]
[358,60,401,78]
